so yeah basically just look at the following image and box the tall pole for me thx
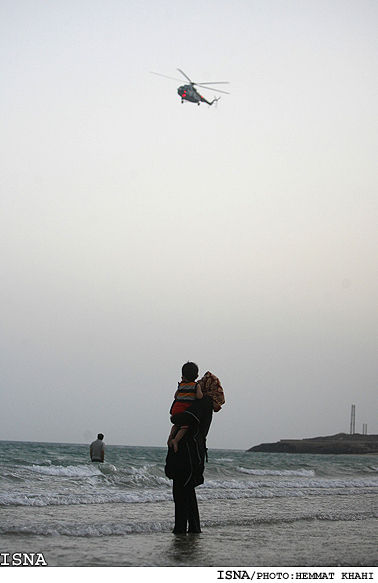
[350,404,356,435]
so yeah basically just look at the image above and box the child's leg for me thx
[171,426,188,453]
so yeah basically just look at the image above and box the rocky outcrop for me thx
[247,433,378,455]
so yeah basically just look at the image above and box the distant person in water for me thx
[168,362,203,453]
[90,433,105,463]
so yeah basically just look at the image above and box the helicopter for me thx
[150,68,230,106]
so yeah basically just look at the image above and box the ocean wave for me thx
[3,474,378,507]
[202,476,378,491]
[2,510,378,538]
[202,510,378,529]
[30,464,102,477]
[236,466,316,477]
[0,489,172,507]
[0,520,174,537]
[198,487,377,501]
[29,463,167,484]
[214,458,234,462]
[123,465,168,487]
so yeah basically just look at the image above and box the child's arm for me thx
[196,383,203,399]
[167,424,179,447]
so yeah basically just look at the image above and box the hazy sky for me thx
[1,0,377,450]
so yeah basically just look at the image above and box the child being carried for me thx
[168,362,202,453]
[168,362,226,453]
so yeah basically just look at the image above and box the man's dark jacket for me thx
[165,396,213,487]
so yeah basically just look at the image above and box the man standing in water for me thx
[90,433,105,463]
[165,363,214,533]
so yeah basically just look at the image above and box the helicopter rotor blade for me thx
[177,69,194,84]
[196,81,230,86]
[196,84,230,95]
[151,69,230,96]
[150,71,184,83]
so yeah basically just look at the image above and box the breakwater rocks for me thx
[247,433,378,455]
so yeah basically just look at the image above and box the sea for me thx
[1,440,378,569]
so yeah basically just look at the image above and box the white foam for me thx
[0,489,173,507]
[0,520,174,537]
[236,466,316,477]
[201,475,378,495]
[99,463,117,474]
[30,464,101,477]
[214,458,234,462]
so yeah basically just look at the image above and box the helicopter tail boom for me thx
[199,95,221,106]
